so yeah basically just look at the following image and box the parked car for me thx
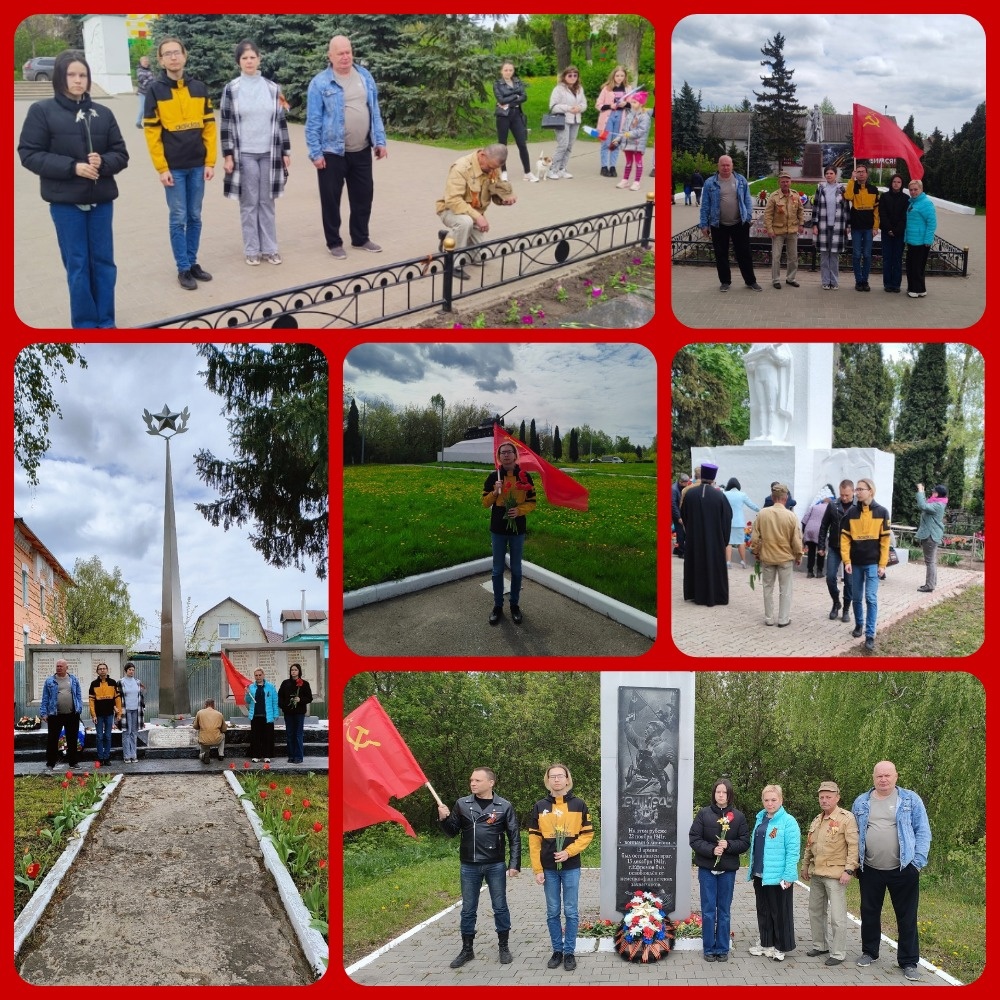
[590,456,624,464]
[22,57,57,82]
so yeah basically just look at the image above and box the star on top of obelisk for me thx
[142,403,190,438]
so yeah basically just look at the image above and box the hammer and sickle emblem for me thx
[863,113,880,128]
[346,724,381,751]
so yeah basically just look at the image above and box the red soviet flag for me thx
[343,696,427,837]
[221,651,252,707]
[853,104,924,180]
[493,423,589,512]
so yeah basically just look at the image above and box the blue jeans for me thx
[491,531,525,607]
[49,201,117,328]
[544,866,581,953]
[851,228,874,284]
[600,110,622,168]
[163,166,206,272]
[94,714,114,761]
[459,861,510,935]
[698,867,736,955]
[825,545,852,606]
[284,713,305,761]
[851,563,881,638]
[882,232,904,289]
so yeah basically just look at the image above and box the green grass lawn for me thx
[343,463,657,615]
[840,583,983,657]
[399,75,655,151]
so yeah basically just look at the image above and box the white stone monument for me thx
[82,14,133,95]
[693,343,896,518]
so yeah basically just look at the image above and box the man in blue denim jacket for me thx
[305,35,388,259]
[699,154,762,292]
[852,760,931,981]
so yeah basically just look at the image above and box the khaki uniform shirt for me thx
[193,707,227,747]
[751,504,803,565]
[435,151,514,221]
[802,805,860,878]
[764,187,805,235]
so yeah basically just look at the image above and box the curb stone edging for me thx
[224,770,328,979]
[14,773,124,958]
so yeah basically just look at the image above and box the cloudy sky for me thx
[672,14,985,137]
[343,343,657,447]
[13,343,322,649]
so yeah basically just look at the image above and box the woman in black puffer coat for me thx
[689,777,751,962]
[18,50,128,328]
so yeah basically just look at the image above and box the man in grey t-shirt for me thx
[699,155,762,292]
[305,35,388,259]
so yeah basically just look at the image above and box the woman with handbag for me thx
[493,61,536,182]
[547,65,587,180]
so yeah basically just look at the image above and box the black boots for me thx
[600,166,610,177]
[842,605,851,622]
[829,601,840,620]
[450,934,475,969]
[498,931,513,964]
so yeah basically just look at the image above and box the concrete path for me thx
[13,97,656,329]
[670,201,984,329]
[346,865,957,986]
[16,774,316,985]
[672,555,981,657]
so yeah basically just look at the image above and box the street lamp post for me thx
[142,403,192,717]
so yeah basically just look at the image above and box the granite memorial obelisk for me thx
[143,403,191,716]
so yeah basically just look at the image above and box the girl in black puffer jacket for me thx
[18,50,128,328]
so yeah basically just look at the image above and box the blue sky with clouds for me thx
[344,342,657,447]
[14,343,321,648]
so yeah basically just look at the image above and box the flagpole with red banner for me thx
[220,651,252,713]
[852,103,925,180]
[491,423,589,512]
[343,695,432,837]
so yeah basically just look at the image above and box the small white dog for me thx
[535,152,553,181]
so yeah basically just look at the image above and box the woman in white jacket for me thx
[548,65,587,180]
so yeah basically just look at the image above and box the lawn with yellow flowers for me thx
[343,463,656,615]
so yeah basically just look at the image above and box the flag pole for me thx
[425,781,444,807]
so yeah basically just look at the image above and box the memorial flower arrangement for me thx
[16,715,42,730]
[578,918,617,939]
[673,913,704,938]
[614,889,675,962]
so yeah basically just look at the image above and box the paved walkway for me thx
[670,201,984,329]
[17,774,316,985]
[346,866,956,986]
[672,556,981,657]
[13,98,656,329]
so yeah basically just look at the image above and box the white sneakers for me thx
[772,949,786,962]
[630,180,641,192]
[750,941,784,961]
[524,172,539,183]
[616,179,630,189]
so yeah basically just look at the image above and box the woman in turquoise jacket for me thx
[245,668,279,762]
[914,482,947,592]
[904,179,937,297]
[747,784,801,961]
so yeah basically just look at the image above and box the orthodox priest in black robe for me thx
[680,462,733,606]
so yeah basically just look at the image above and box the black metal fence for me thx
[671,205,968,276]
[140,198,656,329]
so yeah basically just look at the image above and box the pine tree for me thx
[569,428,579,462]
[519,419,527,442]
[529,419,540,454]
[892,343,951,524]
[746,108,770,178]
[832,345,893,450]
[344,398,362,466]
[671,81,702,154]
[753,33,806,171]
[553,426,562,460]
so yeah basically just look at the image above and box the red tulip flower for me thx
[65,771,73,780]
[243,761,251,769]
[269,781,277,790]
[229,762,236,769]
[263,763,271,771]
[26,862,40,880]
[283,809,292,821]
[313,821,323,833]
[284,787,292,796]
[61,780,70,789]
[318,859,328,870]
[259,790,268,799]
[302,798,311,809]
[94,761,101,769]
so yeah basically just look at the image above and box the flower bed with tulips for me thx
[14,769,115,917]
[235,770,329,939]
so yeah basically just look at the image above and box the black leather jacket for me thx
[493,77,528,116]
[441,793,521,869]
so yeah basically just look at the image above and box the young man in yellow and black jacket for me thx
[529,763,594,973]
[840,476,891,651]
[88,662,122,766]
[143,36,217,291]
[843,162,880,292]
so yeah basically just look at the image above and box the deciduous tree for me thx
[51,556,145,650]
